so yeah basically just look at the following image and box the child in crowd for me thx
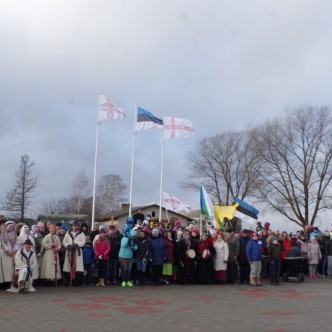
[82,240,94,285]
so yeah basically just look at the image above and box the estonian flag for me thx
[233,197,259,225]
[135,107,163,131]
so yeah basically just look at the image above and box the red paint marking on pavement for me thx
[65,303,109,311]
[116,306,161,315]
[131,299,169,306]
[85,296,123,303]
[200,295,215,303]
[177,306,193,311]
[88,313,112,318]
[278,289,310,300]
[236,289,267,298]
[52,298,67,303]
[0,308,23,316]
[262,312,296,317]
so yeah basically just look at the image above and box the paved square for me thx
[0,278,330,332]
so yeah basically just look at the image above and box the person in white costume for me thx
[40,224,62,285]
[8,239,38,294]
[62,220,86,286]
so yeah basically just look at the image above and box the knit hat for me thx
[152,228,159,234]
[251,232,258,238]
[142,226,151,234]
[191,229,199,235]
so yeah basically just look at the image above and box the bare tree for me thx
[252,106,332,229]
[183,130,261,205]
[71,170,90,214]
[2,155,38,222]
[96,174,127,216]
[40,197,74,215]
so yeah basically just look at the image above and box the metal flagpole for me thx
[128,106,137,217]
[199,178,203,235]
[91,93,101,229]
[159,117,165,221]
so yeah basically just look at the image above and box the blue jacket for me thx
[118,229,137,259]
[83,246,94,265]
[150,235,165,266]
[246,239,262,261]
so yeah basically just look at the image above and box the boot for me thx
[256,276,263,286]
[96,278,101,286]
[100,279,105,287]
[250,276,257,286]
[137,271,141,286]
[140,272,146,286]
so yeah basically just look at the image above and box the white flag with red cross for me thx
[163,116,194,139]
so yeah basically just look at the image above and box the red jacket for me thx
[281,238,291,260]
[93,237,110,260]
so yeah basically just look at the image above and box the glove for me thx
[98,255,103,260]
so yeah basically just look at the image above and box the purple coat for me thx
[164,239,175,264]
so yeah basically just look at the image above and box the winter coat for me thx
[0,231,16,282]
[62,231,86,273]
[40,233,62,279]
[281,238,291,260]
[150,235,165,266]
[135,237,150,259]
[108,233,123,258]
[268,244,282,261]
[308,243,322,264]
[214,240,229,271]
[326,239,332,256]
[246,239,262,262]
[163,238,175,264]
[119,238,134,259]
[226,236,240,262]
[93,237,110,260]
[83,246,94,265]
[238,236,250,263]
[15,249,39,280]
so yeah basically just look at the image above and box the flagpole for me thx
[200,178,203,235]
[91,93,101,229]
[129,105,137,217]
[159,117,165,221]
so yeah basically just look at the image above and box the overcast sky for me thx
[1,0,332,230]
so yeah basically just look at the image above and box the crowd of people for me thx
[1,215,332,294]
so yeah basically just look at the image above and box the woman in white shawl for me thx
[40,224,62,284]
[15,225,35,252]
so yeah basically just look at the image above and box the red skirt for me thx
[215,270,227,281]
